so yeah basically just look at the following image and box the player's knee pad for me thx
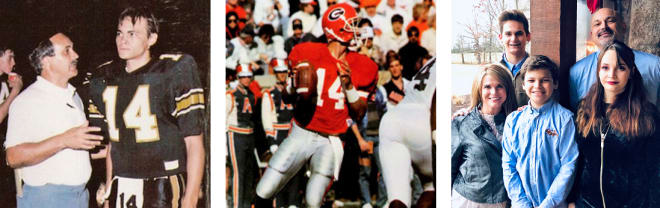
[305,173,332,207]
[256,168,286,198]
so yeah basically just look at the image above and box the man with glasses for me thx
[226,12,242,40]
[398,26,428,80]
[284,19,305,54]
[226,0,248,29]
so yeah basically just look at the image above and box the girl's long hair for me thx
[576,40,655,138]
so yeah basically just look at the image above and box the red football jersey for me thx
[288,42,378,134]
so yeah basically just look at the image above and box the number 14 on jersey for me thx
[103,85,160,143]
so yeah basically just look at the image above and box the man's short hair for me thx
[498,10,529,34]
[391,14,404,24]
[118,6,160,36]
[520,55,559,84]
[258,24,275,38]
[292,19,303,30]
[240,24,256,37]
[28,39,56,75]
[359,18,373,28]
[407,26,419,37]
[0,34,13,57]
[0,45,9,57]
[386,53,401,68]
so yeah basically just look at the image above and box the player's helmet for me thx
[270,58,288,73]
[322,3,360,44]
[236,64,253,77]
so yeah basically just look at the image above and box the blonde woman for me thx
[451,64,516,207]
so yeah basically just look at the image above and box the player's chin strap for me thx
[328,135,344,181]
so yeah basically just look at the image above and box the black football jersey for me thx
[87,54,205,178]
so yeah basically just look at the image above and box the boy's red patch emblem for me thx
[545,129,558,136]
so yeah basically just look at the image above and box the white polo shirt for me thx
[4,76,91,186]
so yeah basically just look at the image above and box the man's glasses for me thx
[228,19,238,23]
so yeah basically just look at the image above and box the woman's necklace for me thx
[599,121,610,208]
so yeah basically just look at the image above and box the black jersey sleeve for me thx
[164,54,206,138]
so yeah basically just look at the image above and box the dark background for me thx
[1,0,210,207]
[1,0,210,88]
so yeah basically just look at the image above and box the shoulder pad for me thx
[159,53,195,64]
[159,53,185,61]
[156,53,197,73]
[96,60,114,69]
[90,60,118,79]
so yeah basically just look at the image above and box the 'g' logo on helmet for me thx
[328,8,345,21]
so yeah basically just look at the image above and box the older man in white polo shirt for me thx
[4,32,104,208]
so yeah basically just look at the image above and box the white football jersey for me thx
[398,57,436,109]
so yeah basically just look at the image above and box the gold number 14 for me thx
[103,85,160,143]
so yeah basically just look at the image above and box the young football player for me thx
[255,3,379,207]
[87,6,205,208]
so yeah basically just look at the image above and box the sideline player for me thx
[379,57,436,208]
[87,6,206,208]
[255,3,379,207]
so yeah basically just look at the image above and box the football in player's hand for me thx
[294,61,317,99]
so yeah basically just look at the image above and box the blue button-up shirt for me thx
[502,53,529,77]
[502,99,578,208]
[568,50,660,111]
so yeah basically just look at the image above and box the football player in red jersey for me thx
[256,3,379,207]
[87,6,205,208]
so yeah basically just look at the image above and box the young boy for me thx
[502,55,578,208]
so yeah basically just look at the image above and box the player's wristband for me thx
[346,87,360,103]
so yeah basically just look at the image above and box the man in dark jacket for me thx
[397,26,428,81]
